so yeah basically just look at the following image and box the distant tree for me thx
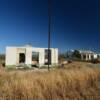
[0,54,5,61]
[66,52,69,58]
[59,53,66,62]
[72,50,81,59]
[0,54,5,67]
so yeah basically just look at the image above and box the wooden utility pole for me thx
[48,0,51,71]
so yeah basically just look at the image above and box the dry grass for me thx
[0,64,100,100]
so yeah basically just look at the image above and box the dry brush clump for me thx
[0,67,99,100]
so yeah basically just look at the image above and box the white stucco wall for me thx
[25,47,32,65]
[81,53,98,61]
[93,54,98,59]
[51,48,58,65]
[32,48,45,67]
[6,47,17,66]
[39,49,45,66]
[6,46,58,67]
[89,54,92,60]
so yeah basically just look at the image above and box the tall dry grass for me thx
[0,67,100,100]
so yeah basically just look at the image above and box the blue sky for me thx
[0,0,100,53]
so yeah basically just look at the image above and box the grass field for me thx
[0,62,100,100]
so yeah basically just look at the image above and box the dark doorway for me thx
[45,49,51,65]
[32,52,39,61]
[83,55,86,60]
[32,52,39,67]
[91,55,94,60]
[19,53,25,63]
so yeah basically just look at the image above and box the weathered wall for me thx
[51,48,58,65]
[25,47,32,66]
[6,47,17,66]
[93,54,98,59]
[6,46,58,67]
[16,48,26,64]
[32,48,45,67]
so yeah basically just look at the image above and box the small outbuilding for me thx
[6,45,58,68]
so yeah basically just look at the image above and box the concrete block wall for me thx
[51,48,58,65]
[6,46,58,67]
[25,47,32,65]
[6,47,17,66]
[32,48,45,67]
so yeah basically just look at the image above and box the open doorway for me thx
[19,53,25,63]
[32,52,39,67]
[45,49,51,65]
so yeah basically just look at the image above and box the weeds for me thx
[0,66,99,100]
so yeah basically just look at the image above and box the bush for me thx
[2,63,5,67]
[91,59,100,64]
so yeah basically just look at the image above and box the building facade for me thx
[67,50,98,61]
[79,50,98,61]
[6,45,58,68]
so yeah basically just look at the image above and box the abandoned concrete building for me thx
[6,45,58,68]
[79,50,98,61]
[67,50,98,61]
